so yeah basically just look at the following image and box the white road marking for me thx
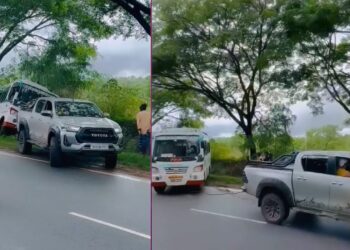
[0,151,49,164]
[191,208,267,225]
[69,212,150,240]
[80,168,150,183]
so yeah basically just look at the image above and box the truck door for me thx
[293,155,332,211]
[329,156,350,215]
[38,100,53,144]
[30,100,46,141]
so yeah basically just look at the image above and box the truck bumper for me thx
[152,172,205,187]
[60,132,121,153]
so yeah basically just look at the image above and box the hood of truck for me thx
[58,117,120,129]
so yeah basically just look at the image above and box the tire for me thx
[17,128,32,154]
[261,192,289,225]
[49,136,63,167]
[154,186,166,194]
[105,153,117,170]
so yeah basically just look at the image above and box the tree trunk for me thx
[245,133,256,160]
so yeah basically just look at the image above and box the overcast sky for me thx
[203,100,350,138]
[0,37,150,77]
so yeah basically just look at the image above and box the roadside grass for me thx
[207,174,243,188]
[0,135,16,151]
[118,151,150,171]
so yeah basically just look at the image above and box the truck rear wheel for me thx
[50,136,63,167]
[105,153,117,170]
[261,193,289,225]
[17,128,32,154]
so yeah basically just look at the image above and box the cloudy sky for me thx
[203,100,350,138]
[0,37,150,77]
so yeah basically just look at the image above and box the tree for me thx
[305,125,340,150]
[109,0,151,36]
[0,0,149,65]
[19,35,98,96]
[152,87,212,126]
[281,0,350,115]
[153,0,295,156]
[254,104,296,158]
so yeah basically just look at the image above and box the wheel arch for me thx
[256,179,294,208]
[18,120,30,139]
[48,127,60,147]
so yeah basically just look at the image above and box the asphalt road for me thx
[152,186,350,250]
[0,150,150,250]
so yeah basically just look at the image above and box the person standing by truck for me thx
[136,103,150,155]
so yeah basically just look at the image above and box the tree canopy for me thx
[153,0,296,155]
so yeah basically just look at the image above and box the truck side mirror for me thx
[41,110,53,118]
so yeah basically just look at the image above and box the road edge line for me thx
[69,212,150,240]
[191,208,267,225]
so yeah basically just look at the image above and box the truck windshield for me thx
[55,101,103,118]
[154,136,200,158]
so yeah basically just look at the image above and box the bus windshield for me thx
[7,82,55,109]
[153,136,200,159]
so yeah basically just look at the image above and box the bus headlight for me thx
[152,167,159,174]
[193,165,203,172]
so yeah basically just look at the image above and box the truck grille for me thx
[76,128,118,144]
[164,166,188,174]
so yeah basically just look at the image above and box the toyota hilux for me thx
[17,97,123,169]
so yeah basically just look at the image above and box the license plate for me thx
[91,144,109,150]
[168,175,183,182]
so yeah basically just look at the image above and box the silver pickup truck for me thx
[17,97,123,169]
[243,151,350,224]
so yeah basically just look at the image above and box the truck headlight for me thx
[114,127,122,134]
[62,125,80,132]
[193,165,203,172]
[152,167,159,174]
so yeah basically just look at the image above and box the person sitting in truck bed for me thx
[337,159,350,177]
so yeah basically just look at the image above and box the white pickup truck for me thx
[17,97,123,169]
[243,151,350,224]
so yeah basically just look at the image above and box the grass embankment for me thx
[0,136,16,151]
[208,138,246,188]
[0,135,149,172]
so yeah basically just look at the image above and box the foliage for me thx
[254,104,295,158]
[118,151,149,171]
[152,87,212,126]
[293,125,350,151]
[77,77,150,138]
[280,0,350,115]
[153,0,297,155]
[0,0,149,63]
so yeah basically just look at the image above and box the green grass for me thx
[118,151,150,171]
[0,136,16,151]
[207,174,243,188]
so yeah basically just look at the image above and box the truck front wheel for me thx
[17,128,32,154]
[261,193,289,225]
[50,136,63,167]
[154,186,166,194]
[105,153,117,170]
